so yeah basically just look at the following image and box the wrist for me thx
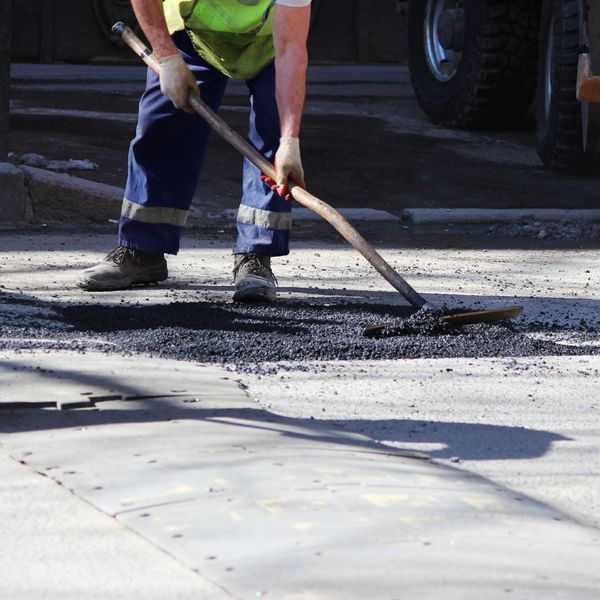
[279,136,300,147]
[154,40,179,60]
[158,53,183,66]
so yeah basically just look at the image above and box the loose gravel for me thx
[1,293,598,371]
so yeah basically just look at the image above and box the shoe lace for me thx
[234,254,277,285]
[105,245,130,264]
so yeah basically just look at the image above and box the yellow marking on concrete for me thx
[120,485,194,504]
[396,515,440,527]
[283,591,321,600]
[316,467,345,475]
[257,498,288,515]
[461,494,507,512]
[417,474,443,485]
[363,493,440,508]
[225,509,243,522]
[363,494,408,508]
[293,522,315,531]
[309,499,329,508]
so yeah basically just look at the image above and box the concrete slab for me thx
[2,352,600,598]
[0,451,226,600]
[0,352,241,409]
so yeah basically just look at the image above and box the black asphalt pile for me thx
[0,299,581,365]
[2,295,598,367]
[367,308,449,338]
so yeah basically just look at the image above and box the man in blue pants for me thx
[78,0,311,302]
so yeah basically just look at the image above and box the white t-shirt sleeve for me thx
[275,0,312,7]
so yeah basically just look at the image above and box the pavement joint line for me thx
[7,452,240,599]
[0,452,237,600]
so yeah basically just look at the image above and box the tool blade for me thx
[440,306,523,327]
[363,306,523,337]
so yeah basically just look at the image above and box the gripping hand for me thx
[158,53,200,113]
[261,137,305,201]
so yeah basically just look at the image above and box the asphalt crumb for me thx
[366,307,449,338]
[2,299,598,371]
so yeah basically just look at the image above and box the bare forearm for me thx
[275,48,308,138]
[130,0,177,59]
[273,5,310,138]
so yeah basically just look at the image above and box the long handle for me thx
[113,22,434,311]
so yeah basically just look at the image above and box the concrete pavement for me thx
[2,351,600,599]
[0,452,223,600]
[243,356,600,530]
[1,229,599,597]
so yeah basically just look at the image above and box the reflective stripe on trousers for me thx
[118,30,291,256]
[121,198,188,227]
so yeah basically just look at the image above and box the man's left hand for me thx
[261,137,305,201]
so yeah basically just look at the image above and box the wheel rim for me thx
[424,0,464,82]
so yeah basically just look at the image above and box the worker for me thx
[78,0,311,302]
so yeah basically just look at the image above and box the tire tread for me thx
[409,0,541,129]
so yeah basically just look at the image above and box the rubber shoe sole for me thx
[77,263,168,292]
[233,276,277,303]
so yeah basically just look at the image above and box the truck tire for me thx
[408,0,540,129]
[535,0,586,172]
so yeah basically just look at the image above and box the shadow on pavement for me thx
[0,394,568,464]
[333,418,570,461]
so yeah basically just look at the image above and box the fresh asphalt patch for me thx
[1,293,598,370]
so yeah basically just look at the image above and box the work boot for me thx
[233,253,277,302]
[77,245,168,291]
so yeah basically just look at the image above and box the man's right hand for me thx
[158,53,200,113]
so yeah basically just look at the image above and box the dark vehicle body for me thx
[406,0,600,172]
[9,0,407,65]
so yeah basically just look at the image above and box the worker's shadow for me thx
[0,369,568,464]
[329,418,568,461]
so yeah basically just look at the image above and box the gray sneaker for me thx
[77,245,168,291]
[233,253,277,302]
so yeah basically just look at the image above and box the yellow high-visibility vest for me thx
[163,0,276,80]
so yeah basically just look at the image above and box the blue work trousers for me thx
[119,31,291,256]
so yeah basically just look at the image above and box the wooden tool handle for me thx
[112,22,433,311]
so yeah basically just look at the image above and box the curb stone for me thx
[403,208,600,224]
